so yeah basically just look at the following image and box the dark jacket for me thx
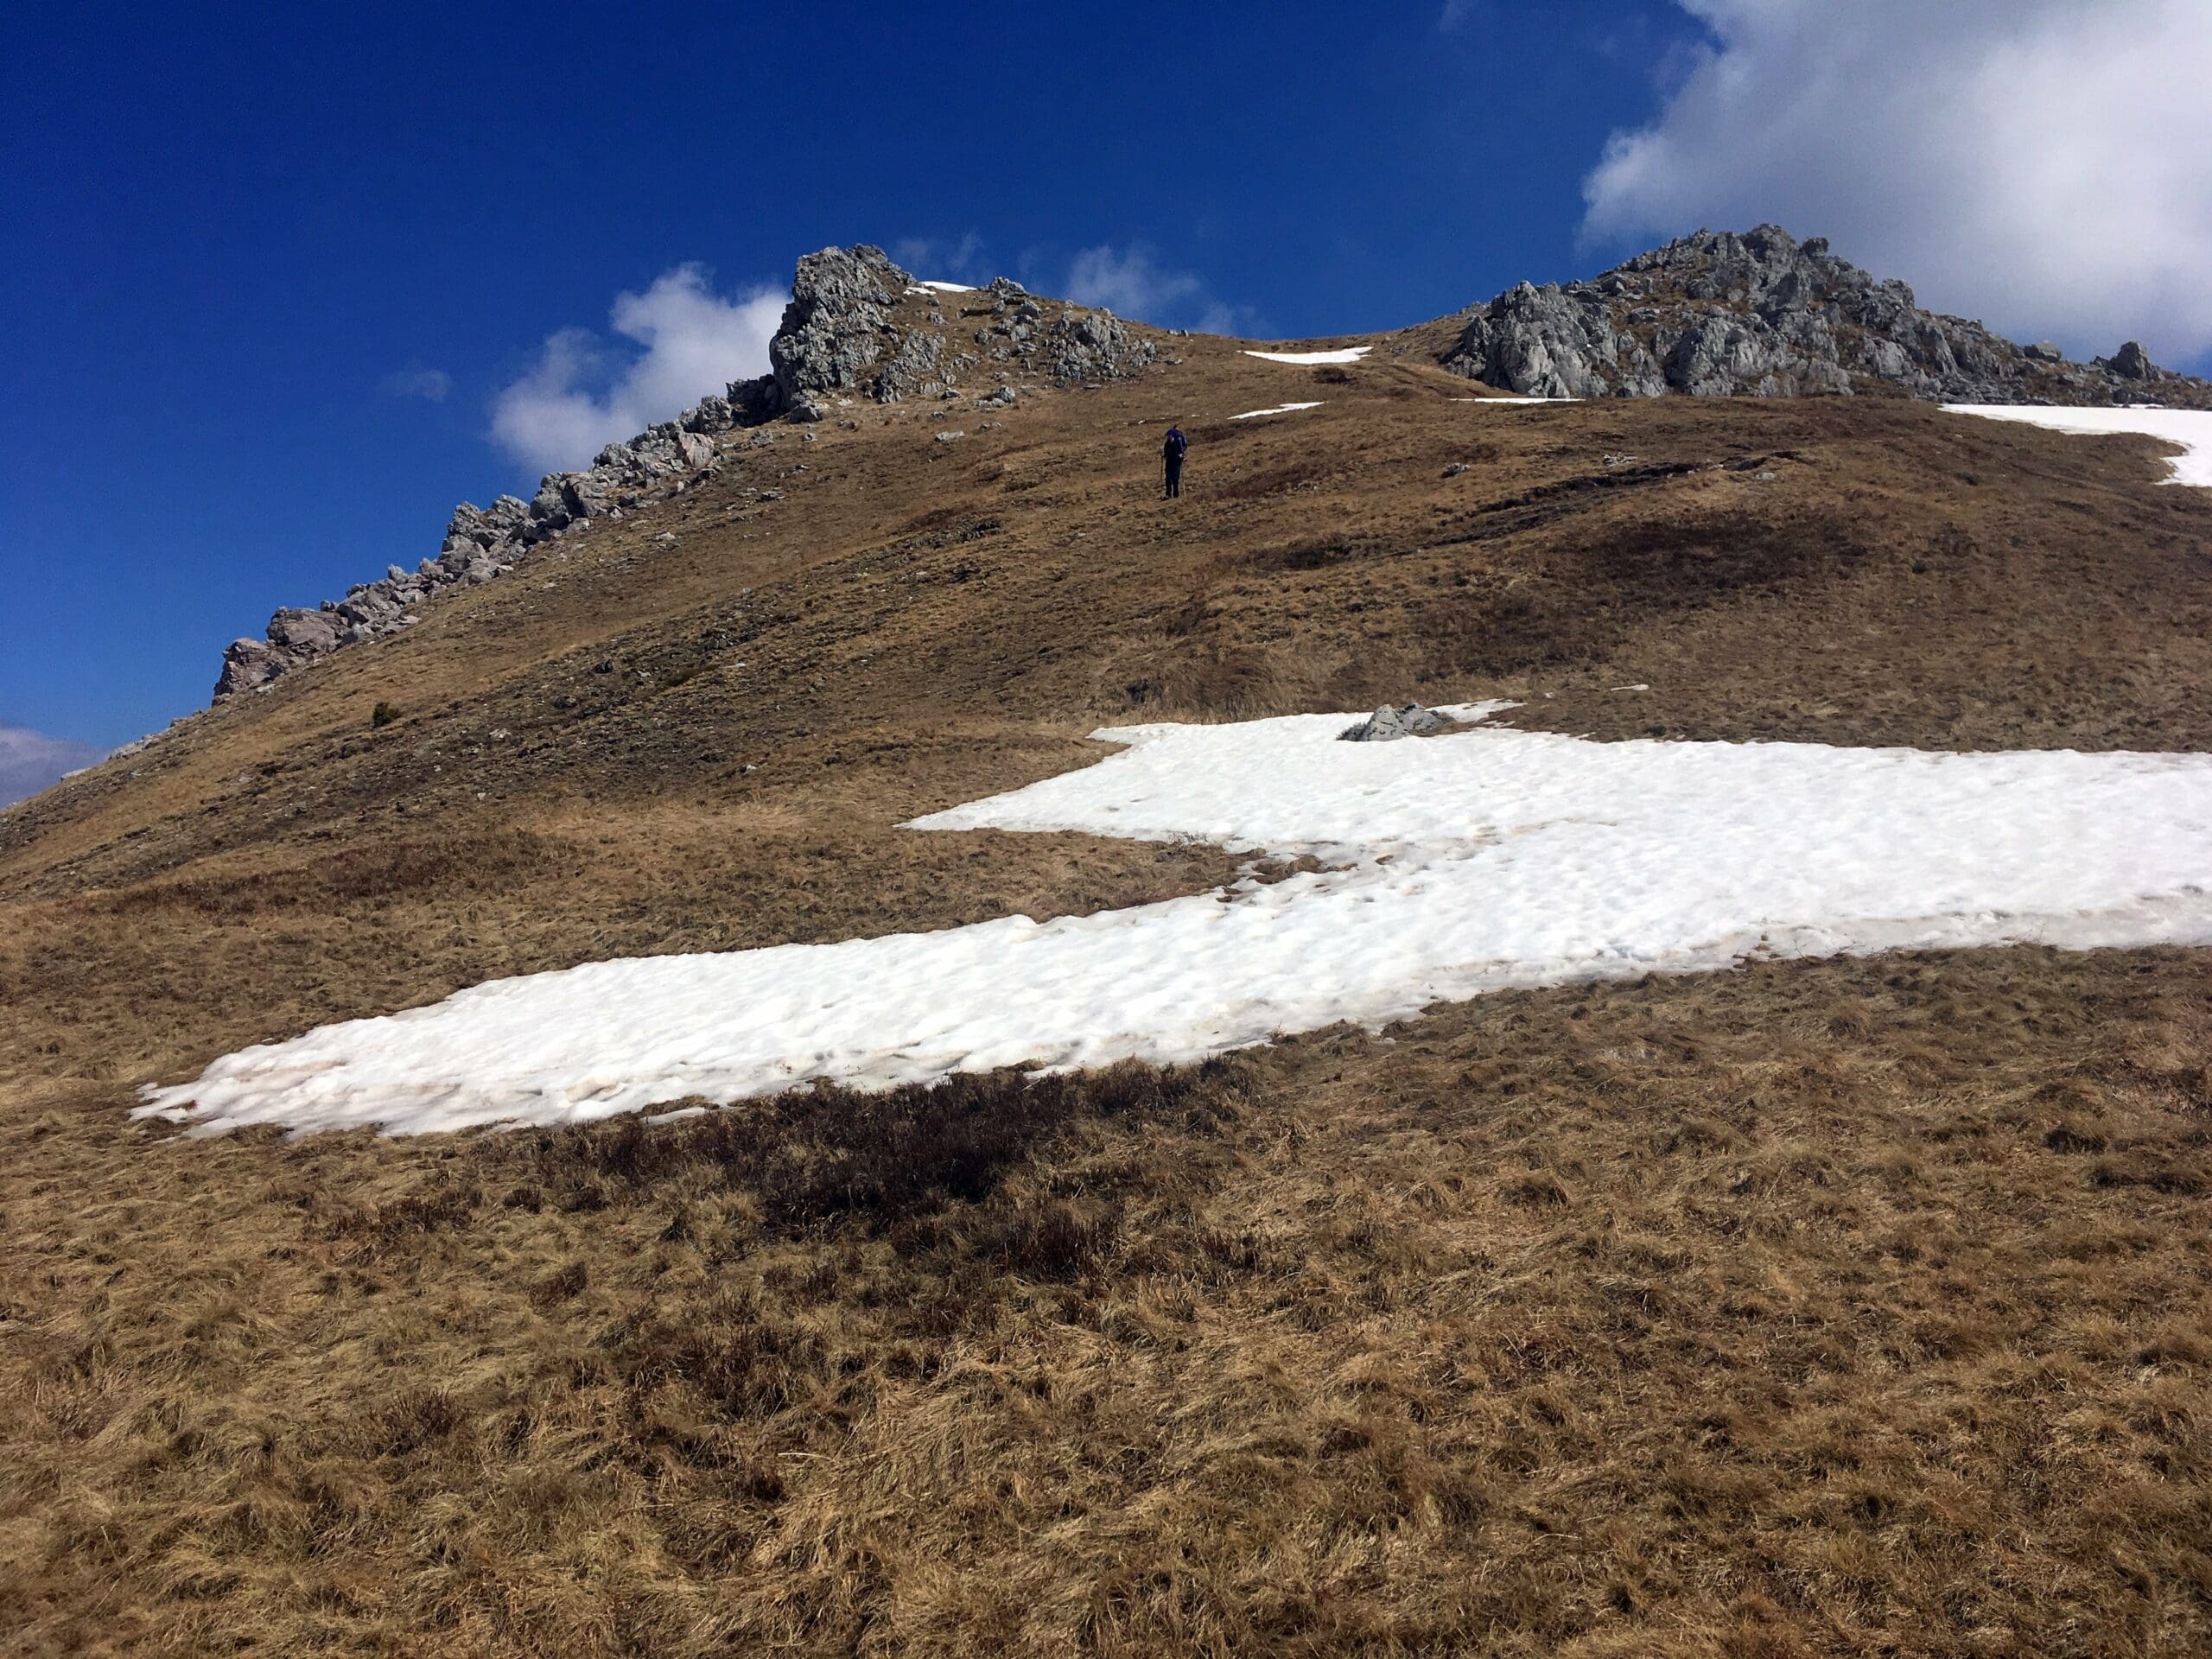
[1162,429,1187,463]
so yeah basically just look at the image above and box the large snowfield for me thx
[138,708,2212,1137]
[1944,404,2212,486]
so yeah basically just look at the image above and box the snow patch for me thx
[1943,404,2212,487]
[1231,402,1324,420]
[915,280,976,294]
[137,708,2212,1138]
[1244,346,1370,365]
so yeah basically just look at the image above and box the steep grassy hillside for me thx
[3,313,2210,1656]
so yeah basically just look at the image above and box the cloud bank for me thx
[1580,0,2212,362]
[491,264,783,474]
[0,723,105,810]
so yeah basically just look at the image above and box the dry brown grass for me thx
[4,951,2209,1654]
[3,321,2211,1653]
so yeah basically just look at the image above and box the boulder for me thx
[213,637,283,699]
[2110,340,2155,379]
[682,393,734,433]
[266,607,341,655]
[1338,703,1454,742]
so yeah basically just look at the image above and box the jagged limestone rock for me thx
[1442,225,2194,405]
[1046,309,1155,385]
[766,244,912,412]
[875,329,948,403]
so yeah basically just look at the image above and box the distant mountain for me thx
[1440,224,2212,405]
[0,723,104,810]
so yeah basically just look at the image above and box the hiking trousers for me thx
[1164,459,1183,498]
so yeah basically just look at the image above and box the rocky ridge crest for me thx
[213,247,1155,700]
[1442,225,2209,405]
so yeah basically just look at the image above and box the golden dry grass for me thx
[5,951,2209,1654]
[3,320,2211,1654]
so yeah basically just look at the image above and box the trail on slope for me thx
[138,709,2212,1137]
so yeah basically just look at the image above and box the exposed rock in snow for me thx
[1339,703,1453,742]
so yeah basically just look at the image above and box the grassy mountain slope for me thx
[4,303,2212,1656]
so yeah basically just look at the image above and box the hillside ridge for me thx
[212,246,1157,702]
[200,228,2212,711]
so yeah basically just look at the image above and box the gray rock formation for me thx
[1339,704,1454,742]
[213,414,728,698]
[1441,225,2209,406]
[1046,309,1155,383]
[766,245,909,410]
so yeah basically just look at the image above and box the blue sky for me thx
[6,1,2209,752]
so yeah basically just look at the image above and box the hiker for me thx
[1161,425,1188,498]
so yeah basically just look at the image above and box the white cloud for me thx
[1580,0,2212,362]
[1065,244,1203,320]
[0,722,105,809]
[490,264,784,474]
[893,232,988,283]
[380,364,452,402]
[1060,244,1259,336]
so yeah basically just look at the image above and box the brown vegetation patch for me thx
[3,327,2211,1652]
[4,950,2211,1654]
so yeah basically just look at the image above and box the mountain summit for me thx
[1439,224,2199,403]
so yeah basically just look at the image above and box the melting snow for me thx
[915,279,976,293]
[1943,404,2212,486]
[1245,346,1371,365]
[138,708,2212,1137]
[1232,402,1324,420]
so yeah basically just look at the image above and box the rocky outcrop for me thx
[213,245,1161,702]
[957,278,1156,385]
[213,414,733,698]
[765,245,910,413]
[749,252,1153,415]
[1442,226,2210,406]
